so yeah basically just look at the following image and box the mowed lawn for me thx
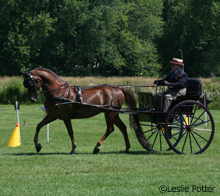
[0,104,220,196]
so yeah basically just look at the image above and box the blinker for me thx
[23,80,35,88]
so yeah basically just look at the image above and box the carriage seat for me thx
[172,78,202,105]
[185,78,202,96]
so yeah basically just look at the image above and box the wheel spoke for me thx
[193,119,211,128]
[177,107,187,125]
[171,113,183,125]
[168,125,184,129]
[171,130,184,141]
[143,127,157,134]
[181,132,189,153]
[190,104,198,125]
[189,132,193,154]
[192,110,206,126]
[146,130,157,141]
[160,131,162,151]
[193,128,212,132]
[140,123,157,127]
[191,132,202,150]
[151,131,159,150]
[192,131,209,142]
[140,121,174,152]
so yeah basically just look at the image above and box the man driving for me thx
[154,58,188,112]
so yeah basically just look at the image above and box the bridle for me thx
[23,73,71,99]
[23,75,42,96]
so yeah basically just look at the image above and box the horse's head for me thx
[20,71,42,102]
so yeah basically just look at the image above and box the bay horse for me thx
[20,68,150,154]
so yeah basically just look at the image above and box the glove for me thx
[154,80,159,84]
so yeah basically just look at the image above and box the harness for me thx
[23,73,122,118]
[74,86,84,102]
[99,84,121,109]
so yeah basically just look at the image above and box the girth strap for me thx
[101,84,121,109]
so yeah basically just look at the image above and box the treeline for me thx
[0,0,219,77]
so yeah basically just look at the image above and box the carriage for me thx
[21,68,214,155]
[135,78,214,154]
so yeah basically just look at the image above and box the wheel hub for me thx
[185,125,193,132]
[156,124,163,129]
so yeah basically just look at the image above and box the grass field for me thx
[0,104,220,195]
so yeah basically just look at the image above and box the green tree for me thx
[123,0,164,76]
[0,0,56,76]
[83,0,164,76]
[159,0,220,77]
[41,0,164,76]
[0,0,164,76]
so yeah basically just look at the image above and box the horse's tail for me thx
[121,87,151,150]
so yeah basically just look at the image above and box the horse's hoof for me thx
[36,143,42,152]
[70,150,77,155]
[93,146,100,154]
[124,150,129,154]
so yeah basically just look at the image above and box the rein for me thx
[39,84,71,95]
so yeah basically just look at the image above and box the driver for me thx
[154,58,188,112]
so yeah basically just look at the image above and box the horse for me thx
[20,68,150,154]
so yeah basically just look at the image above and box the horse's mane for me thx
[33,67,64,82]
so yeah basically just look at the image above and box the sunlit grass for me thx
[0,76,13,85]
[60,76,155,87]
[0,105,220,195]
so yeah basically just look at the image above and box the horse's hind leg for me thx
[113,114,130,153]
[93,112,115,154]
[63,119,77,155]
[34,115,56,152]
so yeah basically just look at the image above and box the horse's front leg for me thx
[34,115,56,152]
[63,119,77,155]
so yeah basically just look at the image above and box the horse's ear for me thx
[20,71,25,76]
[20,71,31,77]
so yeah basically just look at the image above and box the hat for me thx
[170,58,184,66]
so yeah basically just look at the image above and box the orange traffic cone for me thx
[6,124,20,147]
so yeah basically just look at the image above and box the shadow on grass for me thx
[3,152,70,156]
[3,150,175,156]
[100,150,175,156]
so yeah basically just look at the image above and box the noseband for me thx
[23,75,42,96]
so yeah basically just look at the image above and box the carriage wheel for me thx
[140,120,182,152]
[165,100,214,154]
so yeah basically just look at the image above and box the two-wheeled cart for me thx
[135,78,214,154]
